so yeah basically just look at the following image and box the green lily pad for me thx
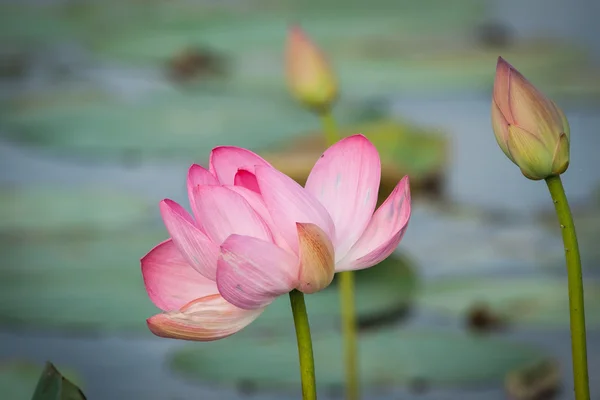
[0,186,153,238]
[257,253,418,332]
[0,2,209,47]
[0,5,75,44]
[349,119,446,179]
[0,228,417,334]
[170,328,548,389]
[0,231,167,333]
[92,0,484,62]
[0,89,366,162]
[261,118,447,201]
[265,118,446,180]
[0,361,81,400]
[418,277,600,328]
[89,3,595,99]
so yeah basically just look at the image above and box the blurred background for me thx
[1,0,599,399]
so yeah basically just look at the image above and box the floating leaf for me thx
[0,232,168,333]
[0,90,367,162]
[170,328,548,389]
[261,119,447,201]
[0,5,74,43]
[0,186,153,238]
[31,362,86,400]
[257,253,418,333]
[418,277,600,328]
[266,118,446,177]
[90,6,594,99]
[0,230,417,334]
[0,361,81,400]
[92,0,484,64]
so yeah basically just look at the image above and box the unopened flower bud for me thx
[491,57,570,180]
[285,25,338,113]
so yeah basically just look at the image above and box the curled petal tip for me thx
[295,222,335,294]
[146,295,264,341]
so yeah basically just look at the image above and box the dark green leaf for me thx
[30,362,85,400]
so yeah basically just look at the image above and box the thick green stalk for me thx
[289,290,317,400]
[319,111,360,400]
[545,175,590,400]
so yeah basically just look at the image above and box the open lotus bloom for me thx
[141,134,411,341]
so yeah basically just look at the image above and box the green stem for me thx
[545,175,590,400]
[319,111,339,147]
[289,289,317,400]
[339,271,359,400]
[319,111,360,400]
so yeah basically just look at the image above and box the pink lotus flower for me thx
[141,134,411,341]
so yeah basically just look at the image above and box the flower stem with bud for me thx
[320,111,360,400]
[545,175,589,400]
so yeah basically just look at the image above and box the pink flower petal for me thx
[147,294,264,341]
[186,164,219,217]
[141,239,218,311]
[159,200,219,280]
[296,223,335,294]
[193,185,273,244]
[337,176,411,271]
[216,234,299,310]
[305,134,381,259]
[255,165,335,254]
[234,168,261,193]
[209,146,272,185]
[226,185,291,252]
[493,57,515,124]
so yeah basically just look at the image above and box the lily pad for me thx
[170,328,548,389]
[0,230,417,334]
[90,6,594,99]
[0,186,153,238]
[418,277,600,328]
[0,5,75,44]
[0,89,367,162]
[257,253,419,333]
[0,231,168,333]
[0,2,203,47]
[261,118,447,201]
[92,0,484,63]
[0,361,81,400]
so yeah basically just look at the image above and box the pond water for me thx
[1,93,599,399]
[1,1,600,399]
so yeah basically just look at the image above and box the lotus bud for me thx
[295,222,335,294]
[491,57,570,180]
[285,25,338,113]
